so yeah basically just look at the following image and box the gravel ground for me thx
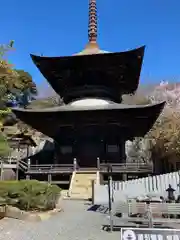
[0,200,120,240]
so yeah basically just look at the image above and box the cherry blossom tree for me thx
[145,81,180,170]
[126,81,180,168]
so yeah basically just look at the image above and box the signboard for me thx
[121,228,180,240]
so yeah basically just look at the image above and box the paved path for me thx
[0,200,120,240]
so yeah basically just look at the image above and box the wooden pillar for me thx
[54,141,59,165]
[16,160,19,180]
[26,144,29,158]
[104,138,107,163]
[121,138,126,164]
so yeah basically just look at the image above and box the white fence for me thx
[94,171,180,204]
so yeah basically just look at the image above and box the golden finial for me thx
[88,0,97,43]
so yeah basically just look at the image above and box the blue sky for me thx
[1,0,180,92]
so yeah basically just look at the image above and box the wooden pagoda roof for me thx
[30,46,145,103]
[12,101,165,140]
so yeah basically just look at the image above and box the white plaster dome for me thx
[69,98,110,107]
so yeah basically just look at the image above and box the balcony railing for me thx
[0,156,153,174]
[26,159,153,174]
[28,164,74,173]
[99,162,153,173]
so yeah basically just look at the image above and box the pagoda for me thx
[12,0,165,172]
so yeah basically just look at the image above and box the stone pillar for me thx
[97,157,100,170]
[26,158,31,180]
[26,174,30,180]
[73,158,77,171]
[48,174,52,183]
[122,173,127,181]
[99,173,104,184]
[91,180,95,204]
[27,158,31,170]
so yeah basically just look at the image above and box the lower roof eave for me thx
[12,101,165,139]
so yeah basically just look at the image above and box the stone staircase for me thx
[69,172,97,199]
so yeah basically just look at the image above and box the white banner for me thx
[121,228,180,240]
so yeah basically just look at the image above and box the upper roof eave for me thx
[30,45,145,60]
[30,46,145,99]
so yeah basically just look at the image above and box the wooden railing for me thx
[27,164,74,173]
[0,156,153,174]
[99,163,153,173]
[0,157,18,164]
[26,161,153,174]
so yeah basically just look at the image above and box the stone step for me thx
[73,180,93,185]
[73,179,96,184]
[73,174,96,179]
[71,188,87,194]
[72,183,91,187]
[69,173,97,199]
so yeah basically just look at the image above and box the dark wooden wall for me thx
[53,124,126,167]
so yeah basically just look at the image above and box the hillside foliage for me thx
[0,133,11,158]
[0,41,37,110]
[0,41,37,157]
[122,93,151,105]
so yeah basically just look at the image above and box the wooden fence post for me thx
[0,161,3,181]
[16,160,19,180]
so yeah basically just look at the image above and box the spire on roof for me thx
[88,0,97,43]
[76,0,100,54]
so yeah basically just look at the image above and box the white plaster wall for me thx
[94,171,180,204]
[70,98,110,107]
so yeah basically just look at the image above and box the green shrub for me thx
[0,180,61,211]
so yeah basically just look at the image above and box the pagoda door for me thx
[76,126,101,167]
[77,140,100,167]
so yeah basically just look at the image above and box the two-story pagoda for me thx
[12,0,165,174]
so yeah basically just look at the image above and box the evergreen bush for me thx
[0,180,61,211]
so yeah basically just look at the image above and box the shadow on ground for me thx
[87,204,109,213]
